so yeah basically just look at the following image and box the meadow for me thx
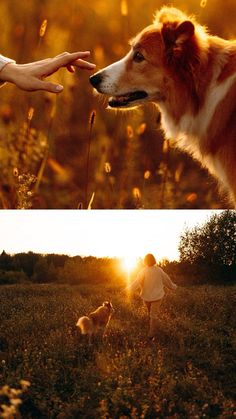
[1,0,236,208]
[0,282,235,418]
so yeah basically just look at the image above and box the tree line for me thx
[0,253,123,286]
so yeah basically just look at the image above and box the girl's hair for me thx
[144,253,156,267]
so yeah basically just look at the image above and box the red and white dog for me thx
[76,301,114,344]
[90,7,236,206]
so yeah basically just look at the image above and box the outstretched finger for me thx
[56,51,91,60]
[39,52,95,76]
[72,58,96,70]
[55,51,92,68]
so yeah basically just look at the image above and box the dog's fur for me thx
[90,7,236,206]
[76,301,114,342]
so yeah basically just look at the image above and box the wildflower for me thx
[174,163,183,183]
[18,175,23,183]
[10,398,22,407]
[162,139,169,153]
[89,110,96,126]
[144,170,151,180]
[186,192,198,203]
[105,162,111,173]
[39,19,47,37]
[20,380,30,389]
[27,107,34,121]
[15,173,37,209]
[133,187,141,199]
[13,168,18,177]
[121,0,128,16]
[200,0,207,7]
[1,404,17,417]
[126,125,133,139]
[137,123,146,135]
[50,104,56,119]
[88,192,95,209]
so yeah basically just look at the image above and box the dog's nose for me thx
[90,72,103,88]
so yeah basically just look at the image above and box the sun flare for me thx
[121,255,139,273]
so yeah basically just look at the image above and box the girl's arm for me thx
[125,270,144,292]
[0,55,15,71]
[161,270,177,290]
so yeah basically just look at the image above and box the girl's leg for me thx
[148,317,159,338]
[144,301,151,316]
[148,300,162,338]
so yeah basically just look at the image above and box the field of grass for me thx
[0,282,235,418]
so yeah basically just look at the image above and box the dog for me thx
[90,7,236,207]
[76,301,114,343]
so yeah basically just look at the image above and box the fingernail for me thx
[56,85,63,92]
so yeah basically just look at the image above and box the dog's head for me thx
[103,301,114,314]
[90,7,205,109]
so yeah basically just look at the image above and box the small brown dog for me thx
[76,301,114,343]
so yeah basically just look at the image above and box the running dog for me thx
[76,301,114,343]
[90,7,236,206]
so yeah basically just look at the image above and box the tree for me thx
[32,257,49,283]
[178,210,236,281]
[13,252,39,277]
[0,251,13,271]
[0,269,28,285]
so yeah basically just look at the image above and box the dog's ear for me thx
[175,21,195,44]
[103,301,113,309]
[162,20,195,59]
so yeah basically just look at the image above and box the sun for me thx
[121,255,138,273]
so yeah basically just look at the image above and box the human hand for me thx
[0,51,96,93]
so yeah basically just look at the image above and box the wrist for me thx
[0,62,19,83]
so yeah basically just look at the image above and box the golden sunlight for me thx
[120,256,139,300]
[121,255,139,273]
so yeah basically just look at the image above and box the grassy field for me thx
[0,283,235,418]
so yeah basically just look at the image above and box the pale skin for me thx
[0,51,96,93]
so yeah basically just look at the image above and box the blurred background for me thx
[0,0,235,209]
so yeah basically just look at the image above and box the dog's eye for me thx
[133,51,145,63]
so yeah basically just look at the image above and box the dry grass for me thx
[0,282,235,417]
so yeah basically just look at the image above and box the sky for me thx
[0,210,222,261]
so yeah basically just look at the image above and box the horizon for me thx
[0,210,222,262]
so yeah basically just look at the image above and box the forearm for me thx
[0,62,21,84]
[162,272,177,290]
[126,277,142,292]
[0,55,15,72]
[0,55,16,85]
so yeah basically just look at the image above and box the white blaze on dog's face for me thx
[90,25,167,108]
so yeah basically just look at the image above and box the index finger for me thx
[71,58,96,70]
[56,51,91,60]
[40,52,94,76]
